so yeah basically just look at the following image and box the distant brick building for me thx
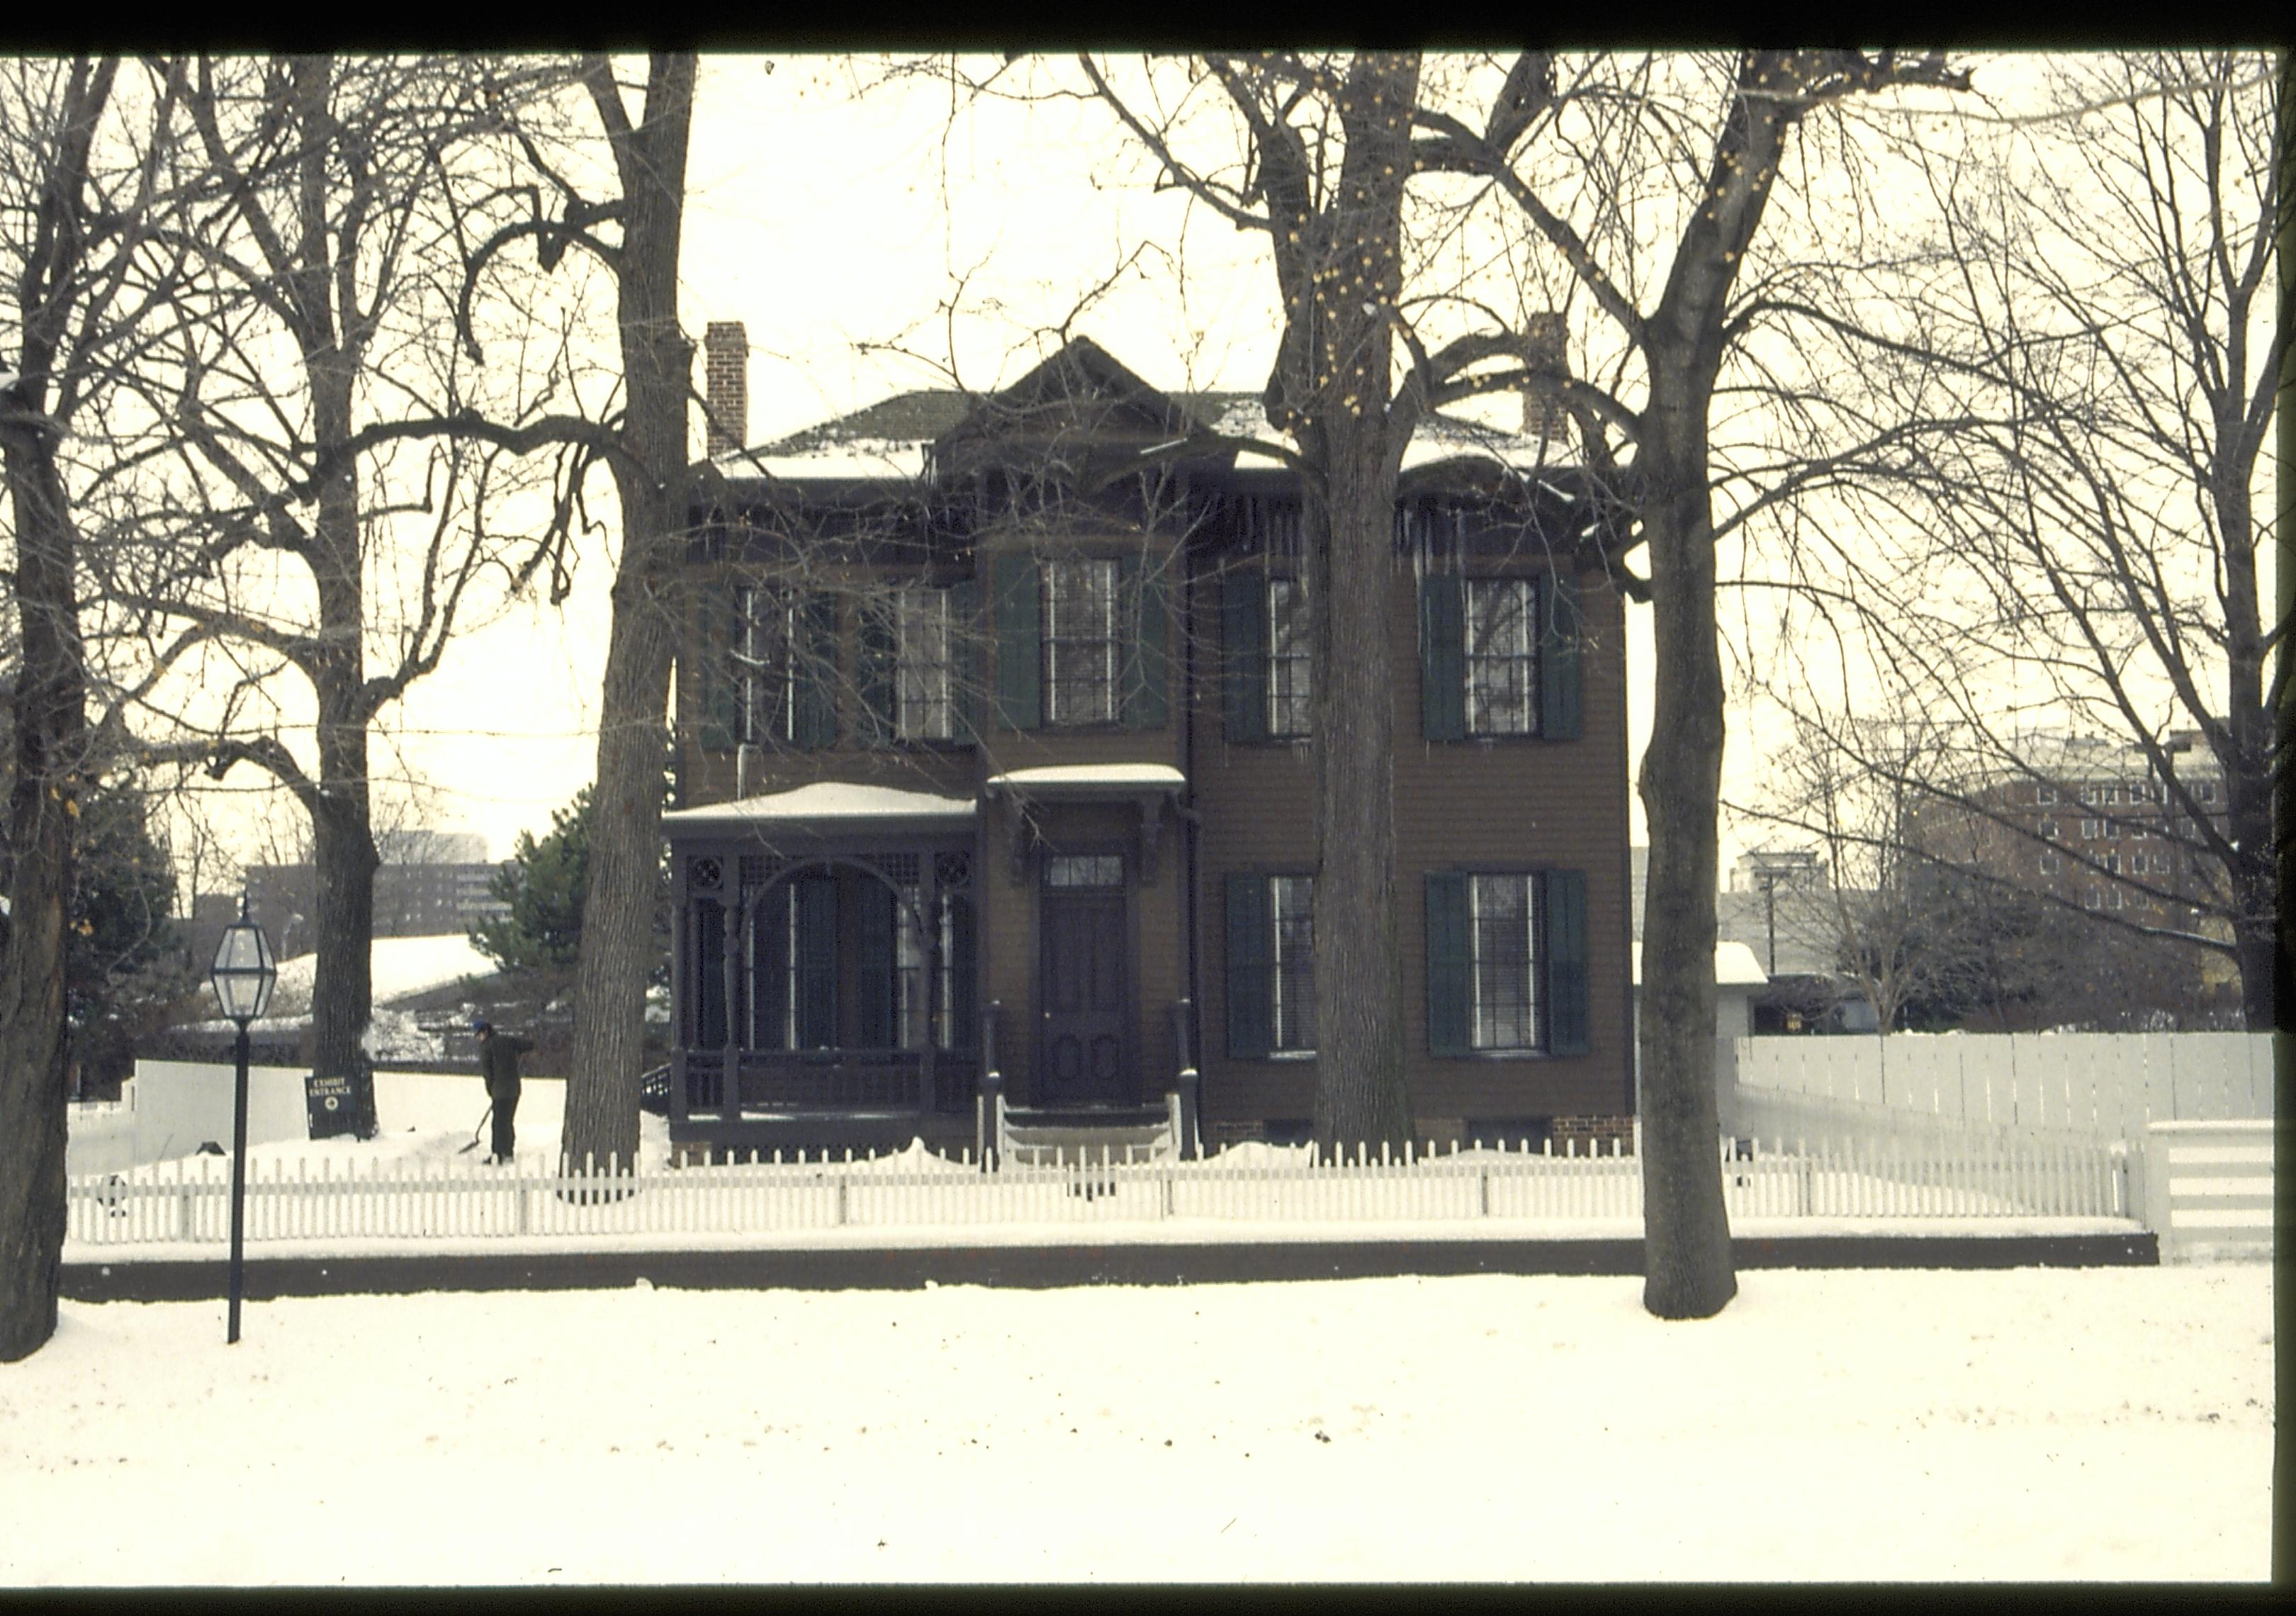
[199,841,510,961]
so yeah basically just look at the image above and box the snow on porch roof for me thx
[981,764,1187,797]
[1631,938,1770,989]
[660,780,977,832]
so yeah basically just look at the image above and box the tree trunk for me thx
[1307,435,1410,1151]
[1635,432,1737,1320]
[563,53,694,1178]
[0,418,86,1362]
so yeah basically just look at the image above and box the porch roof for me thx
[661,781,977,837]
[981,763,1187,802]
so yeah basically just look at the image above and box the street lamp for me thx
[208,896,277,1345]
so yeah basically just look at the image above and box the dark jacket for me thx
[478,1031,534,1098]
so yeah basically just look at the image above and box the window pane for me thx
[1468,873,1537,1050]
[1271,875,1316,1051]
[1268,578,1312,737]
[736,586,795,745]
[1465,579,1537,736]
[896,586,952,740]
[1043,560,1118,725]
[1045,854,1124,888]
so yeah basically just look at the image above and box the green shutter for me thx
[1222,571,1268,744]
[1425,871,1471,1055]
[755,888,789,1051]
[855,880,897,1048]
[699,594,739,751]
[1419,574,1465,743]
[1541,571,1582,740]
[857,601,896,746]
[1544,868,1589,1056]
[1121,551,1169,730]
[1225,875,1273,1060]
[950,578,984,744]
[993,553,1040,730]
[793,593,838,749]
[795,872,838,1048]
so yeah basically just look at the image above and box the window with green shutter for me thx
[1426,868,1588,1055]
[1541,572,1582,740]
[1222,571,1268,744]
[791,593,838,749]
[697,593,741,751]
[1543,868,1589,1055]
[1120,552,1169,730]
[1419,575,1466,742]
[1421,570,1582,743]
[993,553,1041,729]
[1224,874,1272,1059]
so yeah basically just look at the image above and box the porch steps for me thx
[998,1106,1174,1167]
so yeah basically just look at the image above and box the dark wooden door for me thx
[1038,892,1131,1106]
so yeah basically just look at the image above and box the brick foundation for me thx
[1549,1114,1636,1156]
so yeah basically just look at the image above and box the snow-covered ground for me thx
[1,1262,2268,1584]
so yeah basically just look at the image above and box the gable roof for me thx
[723,336,1577,485]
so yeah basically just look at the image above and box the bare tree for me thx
[84,55,569,1135]
[1754,52,2282,1030]
[1,56,194,1359]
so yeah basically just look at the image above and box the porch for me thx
[660,782,984,1154]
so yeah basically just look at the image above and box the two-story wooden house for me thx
[660,327,1634,1160]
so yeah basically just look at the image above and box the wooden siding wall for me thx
[1187,550,1633,1135]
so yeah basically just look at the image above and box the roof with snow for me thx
[983,764,1188,798]
[660,781,978,833]
[1631,939,1769,989]
[715,335,1575,486]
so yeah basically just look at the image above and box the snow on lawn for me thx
[1,1264,2269,1584]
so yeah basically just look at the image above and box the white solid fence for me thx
[64,1129,2129,1250]
[2133,1119,2273,1262]
[1728,1033,2271,1143]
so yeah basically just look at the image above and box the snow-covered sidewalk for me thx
[1,1263,2269,1583]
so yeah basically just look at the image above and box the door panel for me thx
[1039,892,1131,1105]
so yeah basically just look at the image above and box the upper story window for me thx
[1268,578,1312,738]
[702,585,834,752]
[1221,570,1311,743]
[992,551,1167,734]
[1465,578,1538,736]
[895,585,955,741]
[1042,559,1120,726]
[2035,784,2059,805]
[1419,572,1580,744]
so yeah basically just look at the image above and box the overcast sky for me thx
[209,52,2258,905]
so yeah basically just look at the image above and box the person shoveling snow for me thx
[471,1017,533,1164]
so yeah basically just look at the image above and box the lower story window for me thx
[1225,872,1316,1058]
[1468,873,1538,1050]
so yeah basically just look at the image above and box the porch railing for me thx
[682,1050,977,1117]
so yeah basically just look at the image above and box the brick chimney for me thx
[1521,312,1567,449]
[703,320,749,459]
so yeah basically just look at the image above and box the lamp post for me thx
[209,896,277,1345]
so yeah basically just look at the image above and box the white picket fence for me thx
[1728,1032,2271,1143]
[2133,1120,2273,1262]
[64,1129,2129,1249]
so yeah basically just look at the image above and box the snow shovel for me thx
[458,1101,493,1155]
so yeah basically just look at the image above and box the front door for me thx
[1038,869,1132,1107]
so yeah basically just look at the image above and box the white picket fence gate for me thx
[1727,1032,2272,1144]
[64,1128,2129,1249]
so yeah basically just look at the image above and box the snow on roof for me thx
[660,781,977,827]
[721,439,932,482]
[983,764,1187,793]
[266,933,500,1015]
[1631,938,1769,989]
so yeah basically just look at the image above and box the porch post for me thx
[721,886,742,1121]
[670,875,689,1126]
[918,843,938,1118]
